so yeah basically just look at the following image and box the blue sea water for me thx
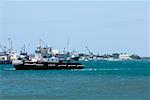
[0,60,150,100]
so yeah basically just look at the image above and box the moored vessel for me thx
[13,60,84,70]
[12,41,84,70]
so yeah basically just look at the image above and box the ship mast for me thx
[8,38,13,54]
[66,38,70,52]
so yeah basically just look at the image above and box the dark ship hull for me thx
[70,57,80,61]
[0,60,12,64]
[14,61,84,70]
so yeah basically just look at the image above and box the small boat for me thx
[0,52,12,64]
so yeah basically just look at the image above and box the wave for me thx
[2,68,128,71]
[3,68,16,71]
[79,68,132,71]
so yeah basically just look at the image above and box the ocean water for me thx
[0,60,150,100]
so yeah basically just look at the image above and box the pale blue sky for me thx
[0,0,149,56]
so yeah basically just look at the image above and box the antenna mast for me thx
[8,38,13,53]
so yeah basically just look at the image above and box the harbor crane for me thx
[85,46,93,56]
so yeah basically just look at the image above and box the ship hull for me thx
[0,60,12,64]
[14,62,84,70]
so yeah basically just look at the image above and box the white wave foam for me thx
[80,68,131,71]
[4,68,16,71]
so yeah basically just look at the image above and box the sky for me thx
[0,0,149,56]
